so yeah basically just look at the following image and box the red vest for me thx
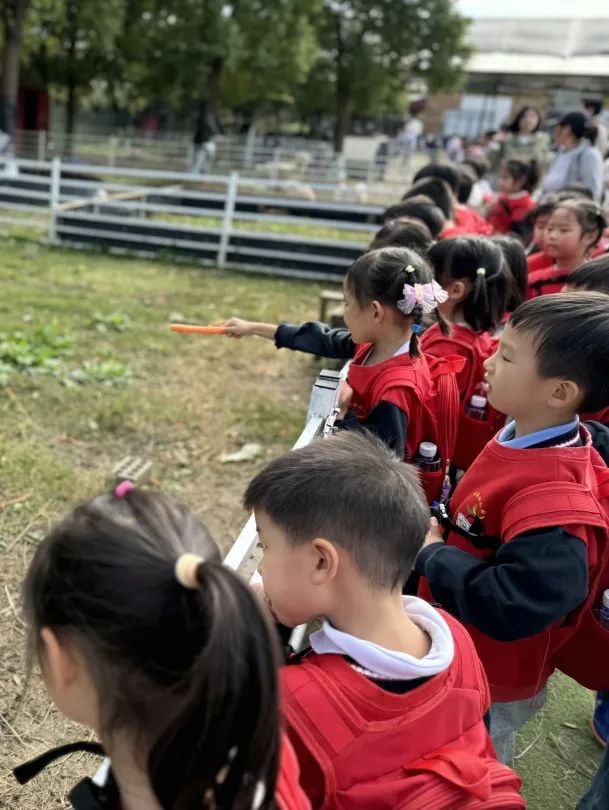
[455,205,495,236]
[582,405,609,426]
[348,345,463,502]
[527,264,573,298]
[277,735,312,810]
[486,194,535,235]
[281,611,524,810]
[420,324,506,469]
[420,428,609,701]
[526,251,552,273]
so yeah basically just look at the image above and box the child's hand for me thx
[421,517,444,550]
[337,381,353,418]
[223,318,253,338]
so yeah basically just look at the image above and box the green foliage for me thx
[92,312,132,333]
[0,324,74,384]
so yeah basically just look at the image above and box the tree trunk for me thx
[64,0,78,156]
[0,0,31,136]
[331,11,350,155]
[193,57,224,144]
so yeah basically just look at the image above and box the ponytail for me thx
[150,562,280,810]
[23,489,281,810]
[346,246,448,358]
[428,237,508,333]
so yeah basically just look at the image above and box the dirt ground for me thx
[0,239,325,807]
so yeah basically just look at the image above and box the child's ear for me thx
[447,279,471,303]
[310,538,339,586]
[40,627,79,693]
[547,378,582,411]
[371,300,385,321]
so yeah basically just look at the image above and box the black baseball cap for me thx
[558,111,588,139]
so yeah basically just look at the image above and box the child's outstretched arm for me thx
[415,527,588,642]
[224,318,356,360]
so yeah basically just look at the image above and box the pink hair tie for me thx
[114,480,136,499]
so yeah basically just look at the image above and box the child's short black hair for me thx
[510,292,609,412]
[370,217,433,253]
[456,164,477,204]
[501,159,539,193]
[531,195,559,223]
[567,255,609,295]
[428,236,508,332]
[244,432,429,590]
[382,195,445,239]
[492,235,528,310]
[463,157,490,180]
[403,178,455,220]
[413,162,461,194]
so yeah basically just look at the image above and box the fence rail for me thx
[0,157,386,280]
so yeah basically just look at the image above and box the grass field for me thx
[0,235,603,808]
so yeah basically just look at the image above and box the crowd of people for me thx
[13,104,609,810]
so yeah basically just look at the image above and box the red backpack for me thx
[281,612,524,810]
[502,449,609,691]
[421,325,505,470]
[356,353,464,503]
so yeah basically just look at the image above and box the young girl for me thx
[17,486,310,810]
[369,216,433,253]
[382,195,446,240]
[224,246,461,502]
[527,199,607,297]
[420,236,508,469]
[486,159,537,238]
[526,196,557,263]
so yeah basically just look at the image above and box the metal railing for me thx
[223,368,342,650]
[0,157,385,281]
[10,129,418,193]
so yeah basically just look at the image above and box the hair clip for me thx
[114,480,135,499]
[405,264,416,273]
[476,267,486,277]
[175,553,203,589]
[398,281,448,315]
[412,324,423,334]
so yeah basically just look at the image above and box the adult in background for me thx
[541,111,603,201]
[489,106,550,174]
[583,95,609,159]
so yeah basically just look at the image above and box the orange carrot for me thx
[169,323,226,335]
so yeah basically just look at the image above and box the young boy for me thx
[416,292,609,766]
[244,432,524,809]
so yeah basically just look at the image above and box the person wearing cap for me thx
[541,111,603,201]
[583,95,609,160]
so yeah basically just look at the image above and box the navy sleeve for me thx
[414,527,588,641]
[337,400,407,456]
[274,321,356,359]
[586,420,609,465]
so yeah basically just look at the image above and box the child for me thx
[382,195,446,240]
[18,486,310,810]
[527,199,607,297]
[525,196,557,262]
[402,177,458,235]
[224,246,461,502]
[416,293,609,766]
[564,254,609,295]
[463,157,493,209]
[411,163,492,236]
[486,159,537,238]
[245,431,524,809]
[420,236,509,470]
[369,216,433,253]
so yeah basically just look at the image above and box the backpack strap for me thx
[427,355,465,467]
[502,480,607,542]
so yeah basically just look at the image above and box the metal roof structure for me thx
[466,17,609,83]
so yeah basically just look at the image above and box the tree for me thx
[24,0,125,149]
[0,0,31,134]
[305,0,471,153]
[115,0,321,138]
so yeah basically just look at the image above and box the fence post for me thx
[48,157,61,243]
[37,129,47,162]
[217,171,238,269]
[108,135,118,167]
